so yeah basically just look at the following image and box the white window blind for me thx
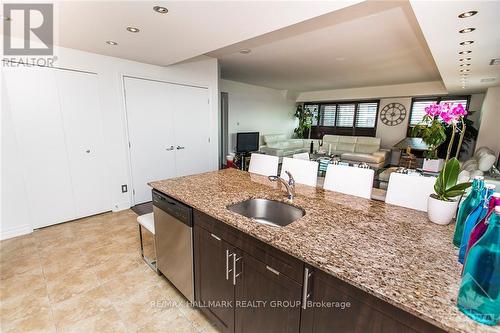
[337,104,355,127]
[410,98,469,126]
[304,105,319,126]
[355,102,378,128]
[320,104,336,126]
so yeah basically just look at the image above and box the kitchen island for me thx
[149,168,497,333]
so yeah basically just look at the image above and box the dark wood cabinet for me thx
[300,268,445,333]
[235,251,302,333]
[193,209,444,333]
[194,224,235,333]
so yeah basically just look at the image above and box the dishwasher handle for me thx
[152,190,192,225]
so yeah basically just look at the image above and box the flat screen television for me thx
[236,132,259,153]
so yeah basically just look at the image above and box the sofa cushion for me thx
[355,137,380,154]
[336,142,356,152]
[341,152,384,164]
[263,134,287,144]
[323,135,340,144]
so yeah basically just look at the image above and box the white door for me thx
[170,84,211,177]
[3,66,76,228]
[55,70,110,217]
[124,77,176,204]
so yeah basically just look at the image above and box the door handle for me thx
[266,265,280,276]
[165,146,174,151]
[302,267,312,309]
[233,254,242,286]
[211,233,221,241]
[176,146,185,150]
[225,250,233,281]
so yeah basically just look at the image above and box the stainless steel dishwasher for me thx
[152,190,194,302]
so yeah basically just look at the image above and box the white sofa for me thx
[322,135,390,168]
[260,134,318,159]
[260,134,390,168]
[459,147,500,188]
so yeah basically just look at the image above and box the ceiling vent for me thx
[490,58,500,65]
[480,78,496,83]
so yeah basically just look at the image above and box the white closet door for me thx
[124,77,176,204]
[170,84,211,177]
[55,70,110,218]
[3,67,76,228]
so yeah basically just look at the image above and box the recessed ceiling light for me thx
[458,11,478,18]
[239,49,251,54]
[490,58,500,65]
[460,69,470,72]
[460,63,471,67]
[126,27,140,33]
[460,40,474,45]
[459,58,472,61]
[106,41,118,45]
[459,27,475,34]
[459,50,472,55]
[153,6,168,14]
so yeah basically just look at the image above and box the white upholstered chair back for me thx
[385,173,436,211]
[292,152,310,160]
[323,164,374,199]
[248,153,279,177]
[280,157,318,187]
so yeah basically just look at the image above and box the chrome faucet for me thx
[268,171,295,200]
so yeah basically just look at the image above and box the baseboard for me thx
[0,224,33,241]
[112,201,131,212]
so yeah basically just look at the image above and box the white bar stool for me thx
[137,212,158,273]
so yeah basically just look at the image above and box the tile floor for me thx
[0,210,220,333]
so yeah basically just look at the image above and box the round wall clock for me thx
[380,103,407,126]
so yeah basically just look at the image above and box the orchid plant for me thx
[414,102,471,203]
[412,102,468,161]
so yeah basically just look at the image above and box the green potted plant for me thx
[425,103,472,224]
[411,104,446,171]
[428,157,472,224]
[293,105,314,139]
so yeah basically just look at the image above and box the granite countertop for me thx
[149,168,498,333]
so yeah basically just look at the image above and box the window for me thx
[319,104,336,126]
[303,100,379,137]
[304,104,319,126]
[409,96,470,126]
[337,104,355,127]
[355,102,378,128]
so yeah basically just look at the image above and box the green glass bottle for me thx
[457,206,500,325]
[453,176,484,247]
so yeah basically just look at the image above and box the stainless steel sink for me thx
[227,198,305,227]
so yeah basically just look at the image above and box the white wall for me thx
[375,98,412,149]
[477,86,500,156]
[1,45,219,239]
[221,80,296,152]
[296,81,447,102]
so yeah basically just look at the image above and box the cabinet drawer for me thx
[194,210,304,284]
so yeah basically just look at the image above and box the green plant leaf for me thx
[446,182,472,192]
[442,158,460,190]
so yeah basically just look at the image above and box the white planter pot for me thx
[427,195,459,225]
[422,158,445,172]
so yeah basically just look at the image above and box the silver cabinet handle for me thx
[176,146,185,150]
[266,265,280,276]
[211,233,221,241]
[225,249,233,280]
[233,254,242,285]
[166,146,174,151]
[302,267,312,309]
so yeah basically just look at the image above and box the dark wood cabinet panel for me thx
[194,224,235,333]
[193,210,303,283]
[300,269,445,333]
[235,251,302,333]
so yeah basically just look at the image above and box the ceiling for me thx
[28,1,360,66]
[410,0,500,94]
[210,1,441,92]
